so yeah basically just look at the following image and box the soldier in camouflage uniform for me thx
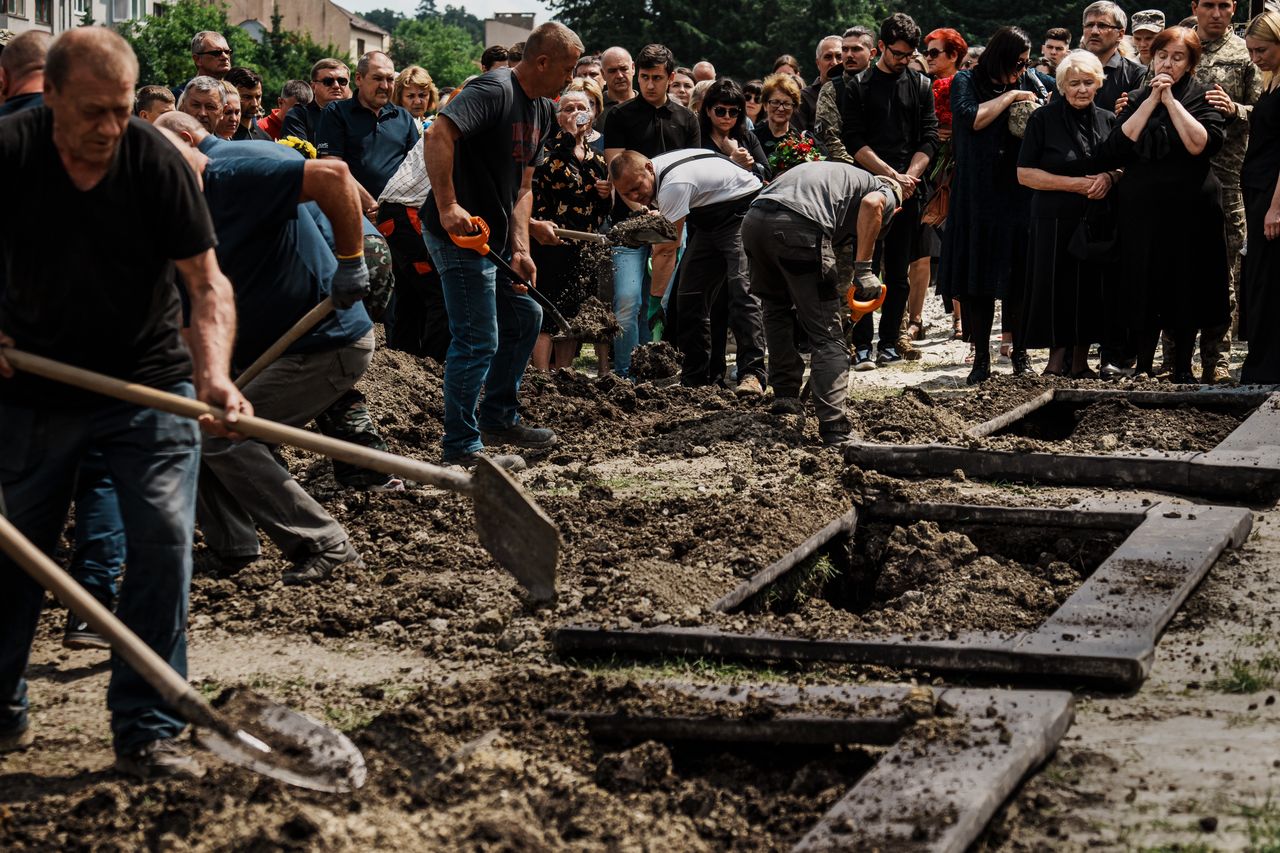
[1192,0,1263,382]
[315,230,403,490]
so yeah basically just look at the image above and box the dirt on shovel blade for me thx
[609,211,677,245]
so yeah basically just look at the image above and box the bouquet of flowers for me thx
[932,76,954,130]
[767,131,824,176]
[277,135,317,160]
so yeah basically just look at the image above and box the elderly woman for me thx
[938,27,1048,384]
[755,72,807,159]
[1017,50,1119,378]
[564,76,605,152]
[670,66,696,108]
[529,86,611,370]
[392,65,440,133]
[1101,27,1228,383]
[1241,12,1280,383]
[699,79,771,181]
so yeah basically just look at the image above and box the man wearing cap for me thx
[1130,10,1165,65]
[742,161,895,445]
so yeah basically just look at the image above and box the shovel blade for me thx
[470,456,560,603]
[196,688,368,793]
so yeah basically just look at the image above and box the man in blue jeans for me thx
[422,22,583,468]
[0,28,248,780]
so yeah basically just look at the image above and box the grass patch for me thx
[758,552,839,612]
[1242,795,1280,852]
[1209,654,1280,694]
[575,653,792,684]
[323,704,378,732]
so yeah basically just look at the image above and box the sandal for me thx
[907,318,925,341]
[964,345,976,365]
[952,318,963,340]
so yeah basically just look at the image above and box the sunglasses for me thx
[744,93,760,102]
[711,105,741,118]
[317,76,350,87]
[923,48,948,59]
[1013,58,1030,69]
[198,48,232,57]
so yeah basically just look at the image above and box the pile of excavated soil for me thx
[983,398,1249,454]
[567,295,620,341]
[630,341,681,382]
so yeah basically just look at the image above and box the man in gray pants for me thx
[742,160,899,444]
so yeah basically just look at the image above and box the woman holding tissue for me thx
[698,79,773,181]
[529,86,612,370]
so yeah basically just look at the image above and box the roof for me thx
[330,2,390,36]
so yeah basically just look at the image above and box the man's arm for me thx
[175,249,252,435]
[299,158,363,256]
[650,219,684,297]
[854,193,887,262]
[423,115,475,235]
[909,75,940,179]
[509,165,537,291]
[814,81,854,164]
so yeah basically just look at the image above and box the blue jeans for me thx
[0,384,200,753]
[611,245,650,377]
[424,232,542,458]
[71,450,125,604]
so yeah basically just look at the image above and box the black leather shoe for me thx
[283,541,365,586]
[480,423,557,449]
[967,350,991,385]
[1011,350,1032,376]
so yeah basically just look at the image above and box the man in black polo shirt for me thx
[603,43,699,378]
[317,50,420,219]
[840,12,938,370]
[1083,1,1145,113]
[282,57,350,143]
[0,28,247,779]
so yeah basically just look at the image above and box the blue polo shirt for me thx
[315,96,419,198]
[196,136,372,370]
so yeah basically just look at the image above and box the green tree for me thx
[390,17,481,87]
[360,6,407,33]
[440,5,484,43]
[257,3,347,97]
[118,0,258,88]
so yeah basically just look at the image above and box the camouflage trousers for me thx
[363,231,395,322]
[315,388,394,488]
[1167,184,1245,374]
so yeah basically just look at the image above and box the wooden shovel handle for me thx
[553,228,609,244]
[236,298,334,389]
[0,513,217,727]
[2,349,472,494]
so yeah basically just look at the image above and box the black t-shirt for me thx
[851,67,911,172]
[423,68,554,255]
[282,101,324,143]
[0,109,216,405]
[603,95,700,220]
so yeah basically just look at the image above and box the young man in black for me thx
[840,12,938,370]
[602,43,700,378]
[0,28,247,779]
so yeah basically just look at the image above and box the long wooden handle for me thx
[0,512,218,728]
[3,349,472,494]
[236,298,334,389]
[554,228,609,244]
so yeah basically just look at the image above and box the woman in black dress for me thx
[937,26,1048,384]
[699,79,772,181]
[1017,49,1119,378]
[1241,12,1280,384]
[1101,26,1229,383]
[530,87,611,370]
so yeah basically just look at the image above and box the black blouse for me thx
[532,130,611,232]
[1017,97,1118,218]
[1243,85,1280,193]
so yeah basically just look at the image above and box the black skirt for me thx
[1241,187,1280,383]
[1020,214,1107,348]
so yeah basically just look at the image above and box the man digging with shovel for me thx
[0,28,249,779]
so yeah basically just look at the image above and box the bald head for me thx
[1,30,49,76]
[523,21,584,61]
[46,27,137,91]
[156,124,209,186]
[692,60,716,81]
[155,108,209,144]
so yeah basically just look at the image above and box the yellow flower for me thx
[277,135,318,159]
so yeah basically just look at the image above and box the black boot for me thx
[967,347,991,385]
[1011,349,1032,376]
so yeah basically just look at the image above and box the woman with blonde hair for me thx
[1240,11,1280,382]
[564,76,605,152]
[392,65,440,132]
[755,72,805,158]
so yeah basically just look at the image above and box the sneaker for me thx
[1204,365,1233,385]
[1011,350,1032,376]
[115,738,205,781]
[480,423,558,449]
[735,374,764,397]
[192,549,256,578]
[442,451,528,472]
[875,347,903,366]
[770,396,802,415]
[63,610,111,651]
[282,540,365,586]
[0,722,34,753]
[853,348,877,372]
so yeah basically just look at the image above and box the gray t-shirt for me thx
[753,160,888,245]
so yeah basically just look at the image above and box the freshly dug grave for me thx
[711,518,1128,640]
[0,669,886,852]
[982,397,1250,454]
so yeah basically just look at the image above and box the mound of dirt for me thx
[630,341,680,382]
[568,295,620,341]
[985,398,1247,454]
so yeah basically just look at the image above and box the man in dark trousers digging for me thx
[742,161,899,445]
[156,111,373,586]
[0,28,249,780]
[421,22,583,469]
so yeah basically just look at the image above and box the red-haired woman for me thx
[1102,26,1229,383]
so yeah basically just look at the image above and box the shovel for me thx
[0,512,367,792]
[448,217,574,336]
[553,221,676,248]
[2,348,560,603]
[235,297,334,388]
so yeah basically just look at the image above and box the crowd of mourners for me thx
[0,2,1277,781]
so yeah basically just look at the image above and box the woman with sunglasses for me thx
[699,79,771,181]
[937,26,1047,384]
[743,79,765,126]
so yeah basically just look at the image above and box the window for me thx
[152,1,164,14]
[34,0,50,24]
[73,0,87,13]
[6,0,26,17]
[356,37,365,55]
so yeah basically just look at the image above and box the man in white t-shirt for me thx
[610,148,766,392]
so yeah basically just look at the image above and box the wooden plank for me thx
[793,689,1074,852]
[557,712,908,746]
[712,508,858,613]
[1201,391,1280,461]
[863,500,1145,531]
[964,389,1056,439]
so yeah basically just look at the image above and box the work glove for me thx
[331,256,370,309]
[647,294,665,340]
[851,261,885,303]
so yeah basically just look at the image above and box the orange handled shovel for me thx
[449,217,574,336]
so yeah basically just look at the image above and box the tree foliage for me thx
[390,17,482,87]
[117,0,345,96]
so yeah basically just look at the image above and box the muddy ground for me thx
[1,307,1275,851]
